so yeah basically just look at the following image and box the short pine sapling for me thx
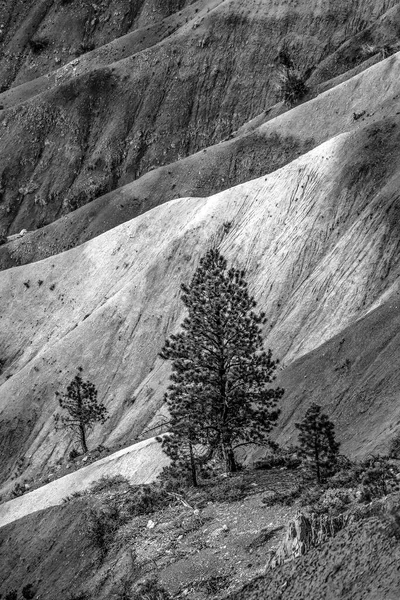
[54,369,108,454]
[295,403,340,482]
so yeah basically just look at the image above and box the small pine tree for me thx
[159,248,283,484]
[54,369,108,454]
[295,403,340,483]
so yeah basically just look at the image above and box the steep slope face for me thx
[1,117,400,492]
[229,516,400,600]
[273,296,400,458]
[0,500,97,599]
[3,43,400,270]
[0,0,197,90]
[0,0,399,237]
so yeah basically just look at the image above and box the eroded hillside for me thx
[0,0,400,242]
[1,110,400,495]
[0,2,400,598]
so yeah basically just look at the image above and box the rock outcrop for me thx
[268,512,349,567]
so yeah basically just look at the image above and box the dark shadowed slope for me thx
[275,295,400,458]
[228,516,400,600]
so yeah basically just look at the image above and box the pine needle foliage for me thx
[159,249,283,484]
[54,369,108,453]
[295,403,340,483]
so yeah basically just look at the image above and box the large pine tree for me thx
[160,248,283,483]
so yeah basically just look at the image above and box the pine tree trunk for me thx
[222,442,237,474]
[314,439,320,483]
[189,441,198,487]
[79,423,88,454]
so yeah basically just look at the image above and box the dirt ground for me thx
[0,469,300,599]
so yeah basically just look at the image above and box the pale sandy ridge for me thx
[0,437,167,529]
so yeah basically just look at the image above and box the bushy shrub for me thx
[85,500,124,555]
[158,463,196,492]
[123,483,169,517]
[310,487,354,515]
[342,456,400,502]
[299,486,324,507]
[86,483,171,554]
[29,38,49,53]
[11,482,26,498]
[275,66,309,107]
[89,474,129,494]
[0,229,7,245]
[68,447,80,461]
[76,41,95,56]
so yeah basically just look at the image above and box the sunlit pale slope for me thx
[1,115,400,494]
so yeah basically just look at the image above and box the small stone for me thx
[147,519,156,529]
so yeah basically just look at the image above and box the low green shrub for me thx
[89,474,130,494]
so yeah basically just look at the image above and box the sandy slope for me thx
[1,116,400,491]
